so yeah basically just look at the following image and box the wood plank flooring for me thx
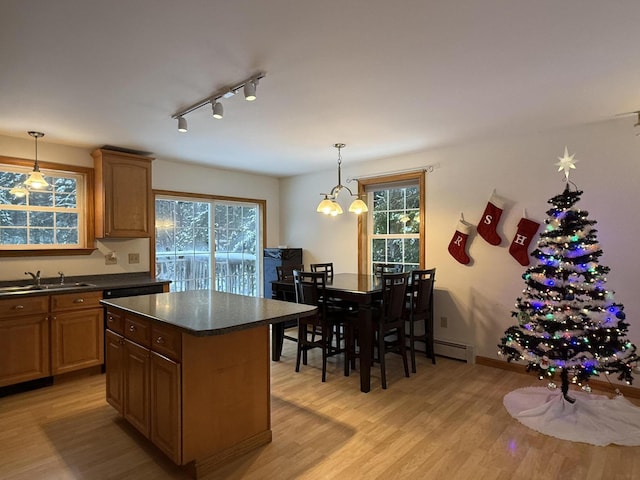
[1,338,639,480]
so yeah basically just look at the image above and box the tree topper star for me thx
[555,147,578,180]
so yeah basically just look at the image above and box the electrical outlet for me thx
[105,252,117,265]
[440,316,448,328]
[128,253,140,264]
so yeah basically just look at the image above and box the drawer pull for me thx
[156,336,165,345]
[107,315,114,323]
[73,298,85,304]
[129,325,136,332]
[14,305,25,310]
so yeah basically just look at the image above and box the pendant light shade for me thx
[24,131,49,189]
[316,143,368,216]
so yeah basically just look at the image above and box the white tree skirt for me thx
[503,387,640,446]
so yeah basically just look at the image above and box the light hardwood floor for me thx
[1,338,639,480]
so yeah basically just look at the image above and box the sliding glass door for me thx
[155,196,261,296]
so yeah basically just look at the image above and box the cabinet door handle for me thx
[14,305,24,310]
[107,315,114,323]
[156,336,165,345]
[129,325,136,332]
[73,298,85,304]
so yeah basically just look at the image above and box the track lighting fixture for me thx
[177,116,188,133]
[244,80,257,101]
[172,72,265,131]
[212,101,224,119]
[316,143,368,216]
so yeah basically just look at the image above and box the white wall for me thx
[0,135,281,281]
[280,117,640,365]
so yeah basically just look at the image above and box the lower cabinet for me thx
[106,312,182,464]
[0,314,50,387]
[105,306,271,477]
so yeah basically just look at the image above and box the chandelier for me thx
[316,143,368,216]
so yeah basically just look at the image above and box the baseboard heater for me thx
[434,339,475,364]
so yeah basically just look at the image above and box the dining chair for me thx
[293,270,349,381]
[275,264,304,346]
[310,262,334,281]
[373,263,403,276]
[407,268,436,372]
[375,271,410,389]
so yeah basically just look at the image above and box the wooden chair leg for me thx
[409,318,417,373]
[379,328,387,389]
[399,329,410,378]
[295,323,304,373]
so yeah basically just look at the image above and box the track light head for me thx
[212,101,224,119]
[244,80,257,101]
[177,116,188,133]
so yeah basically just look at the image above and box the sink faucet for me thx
[25,270,41,287]
[58,271,65,285]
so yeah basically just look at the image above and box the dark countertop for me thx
[0,272,170,298]
[101,290,317,336]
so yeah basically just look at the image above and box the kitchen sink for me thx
[0,282,96,293]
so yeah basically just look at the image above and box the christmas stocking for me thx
[477,192,506,246]
[509,217,540,266]
[448,220,472,265]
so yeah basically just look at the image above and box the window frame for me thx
[357,171,425,274]
[152,189,267,292]
[0,155,96,256]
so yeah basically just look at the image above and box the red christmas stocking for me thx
[477,192,505,246]
[448,220,472,265]
[509,217,540,266]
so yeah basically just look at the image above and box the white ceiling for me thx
[2,1,640,177]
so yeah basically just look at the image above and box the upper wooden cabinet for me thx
[92,149,154,238]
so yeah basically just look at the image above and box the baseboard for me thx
[476,355,640,400]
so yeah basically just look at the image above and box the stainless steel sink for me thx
[0,282,96,293]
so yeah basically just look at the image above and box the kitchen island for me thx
[101,290,316,479]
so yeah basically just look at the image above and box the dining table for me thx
[270,272,383,393]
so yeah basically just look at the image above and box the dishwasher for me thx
[103,283,166,299]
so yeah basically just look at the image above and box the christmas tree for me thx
[499,148,637,403]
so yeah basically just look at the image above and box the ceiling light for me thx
[171,72,265,130]
[212,101,224,119]
[316,143,368,216]
[23,131,49,189]
[177,116,188,133]
[244,80,257,101]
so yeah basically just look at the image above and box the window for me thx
[357,171,425,273]
[155,192,265,296]
[0,157,94,255]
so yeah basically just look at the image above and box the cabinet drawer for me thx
[0,295,49,318]
[51,290,103,311]
[151,323,182,361]
[106,309,124,334]
[125,315,151,348]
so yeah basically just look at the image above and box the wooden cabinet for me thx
[92,148,154,238]
[0,295,50,387]
[106,309,182,463]
[50,291,104,375]
[105,329,125,412]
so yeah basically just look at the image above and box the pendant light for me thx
[316,143,368,216]
[23,131,49,189]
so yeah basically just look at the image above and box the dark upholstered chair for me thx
[374,272,410,389]
[310,262,334,280]
[293,270,349,381]
[407,268,436,372]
